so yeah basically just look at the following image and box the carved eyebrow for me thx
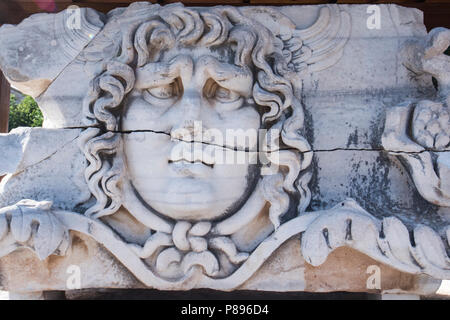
[198,57,253,97]
[135,56,193,89]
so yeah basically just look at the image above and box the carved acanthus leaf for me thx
[0,200,70,260]
[301,199,450,279]
[382,27,450,207]
[0,199,448,289]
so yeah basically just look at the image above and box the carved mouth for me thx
[168,159,214,169]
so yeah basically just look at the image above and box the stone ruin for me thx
[0,2,449,299]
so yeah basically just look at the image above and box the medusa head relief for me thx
[3,3,450,292]
[77,4,350,280]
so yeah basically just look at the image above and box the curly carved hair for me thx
[80,3,312,228]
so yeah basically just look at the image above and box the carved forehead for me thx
[160,46,235,65]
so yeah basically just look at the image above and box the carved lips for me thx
[168,141,215,178]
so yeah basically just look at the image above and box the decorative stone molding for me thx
[382,28,450,207]
[0,198,447,290]
[0,3,448,295]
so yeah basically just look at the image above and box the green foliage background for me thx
[9,94,43,131]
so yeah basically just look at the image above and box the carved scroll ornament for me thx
[382,28,450,207]
[0,3,449,291]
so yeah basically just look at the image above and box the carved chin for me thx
[149,186,230,221]
[151,199,228,221]
[132,178,246,221]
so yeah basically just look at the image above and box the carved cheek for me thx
[224,105,261,128]
[123,131,172,191]
[122,95,173,132]
[211,105,261,150]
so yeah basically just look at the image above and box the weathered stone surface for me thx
[0,128,89,211]
[0,8,104,97]
[0,2,448,298]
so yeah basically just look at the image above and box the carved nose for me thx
[171,120,197,142]
[171,89,203,141]
[179,89,202,119]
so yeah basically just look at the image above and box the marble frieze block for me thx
[0,2,449,296]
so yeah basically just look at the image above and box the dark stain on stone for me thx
[346,152,395,218]
[346,128,358,148]
[308,157,325,211]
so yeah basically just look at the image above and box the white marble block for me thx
[0,2,448,297]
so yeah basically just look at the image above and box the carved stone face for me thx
[121,47,260,221]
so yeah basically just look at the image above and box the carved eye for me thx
[204,79,241,104]
[146,79,181,100]
[215,86,240,103]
